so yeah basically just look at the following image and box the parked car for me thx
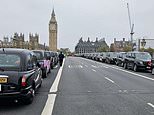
[0,48,42,104]
[152,59,154,75]
[99,52,107,62]
[94,53,100,61]
[123,51,152,72]
[116,52,127,66]
[105,52,117,64]
[32,50,50,78]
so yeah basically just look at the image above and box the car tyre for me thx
[124,62,127,69]
[42,69,47,78]
[152,68,154,75]
[23,88,35,105]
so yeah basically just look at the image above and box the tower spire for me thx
[52,9,55,17]
[50,8,57,23]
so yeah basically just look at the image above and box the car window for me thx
[136,53,152,60]
[131,53,135,58]
[0,54,20,67]
[44,52,50,58]
[33,51,43,60]
[27,53,34,70]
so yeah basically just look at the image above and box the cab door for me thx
[26,53,42,89]
[129,53,136,69]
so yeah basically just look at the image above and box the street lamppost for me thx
[141,38,146,52]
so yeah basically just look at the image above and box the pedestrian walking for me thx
[58,51,64,66]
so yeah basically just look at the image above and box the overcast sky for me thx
[0,0,154,51]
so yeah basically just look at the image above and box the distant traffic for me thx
[75,51,154,75]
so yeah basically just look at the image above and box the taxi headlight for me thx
[139,61,143,65]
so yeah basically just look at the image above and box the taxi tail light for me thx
[21,75,27,87]
[148,61,152,66]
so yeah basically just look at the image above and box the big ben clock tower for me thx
[49,9,57,51]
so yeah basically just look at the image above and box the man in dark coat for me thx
[58,52,64,66]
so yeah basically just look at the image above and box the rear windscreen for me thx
[0,54,21,67]
[33,51,43,60]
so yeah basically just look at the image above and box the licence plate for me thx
[0,78,7,83]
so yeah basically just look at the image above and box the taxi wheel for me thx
[152,68,154,75]
[124,63,127,69]
[42,69,47,78]
[23,88,35,105]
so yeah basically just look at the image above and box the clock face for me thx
[50,24,56,30]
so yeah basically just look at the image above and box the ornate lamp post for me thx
[141,38,146,51]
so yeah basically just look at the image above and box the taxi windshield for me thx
[136,53,152,60]
[0,54,21,67]
[33,51,43,60]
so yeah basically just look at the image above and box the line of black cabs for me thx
[32,50,59,78]
[80,51,154,74]
[0,48,42,104]
[152,59,154,75]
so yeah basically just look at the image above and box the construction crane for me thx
[127,3,134,51]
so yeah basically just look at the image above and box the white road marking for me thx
[148,103,154,108]
[41,94,56,115]
[102,66,109,68]
[92,65,97,68]
[82,58,154,81]
[79,65,83,68]
[41,59,65,115]
[105,77,115,83]
[92,69,96,72]
[123,90,128,93]
[49,66,63,93]
[85,65,88,67]
[102,64,154,81]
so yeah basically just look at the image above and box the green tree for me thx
[110,44,115,52]
[97,46,109,52]
[123,45,132,52]
[144,47,154,56]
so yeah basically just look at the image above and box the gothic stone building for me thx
[75,37,109,54]
[0,33,49,50]
[111,38,132,52]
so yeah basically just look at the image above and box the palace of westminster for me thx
[0,9,58,51]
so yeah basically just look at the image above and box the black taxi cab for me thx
[0,48,42,104]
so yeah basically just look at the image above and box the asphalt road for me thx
[1,57,154,115]
[0,65,59,115]
[52,57,154,115]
